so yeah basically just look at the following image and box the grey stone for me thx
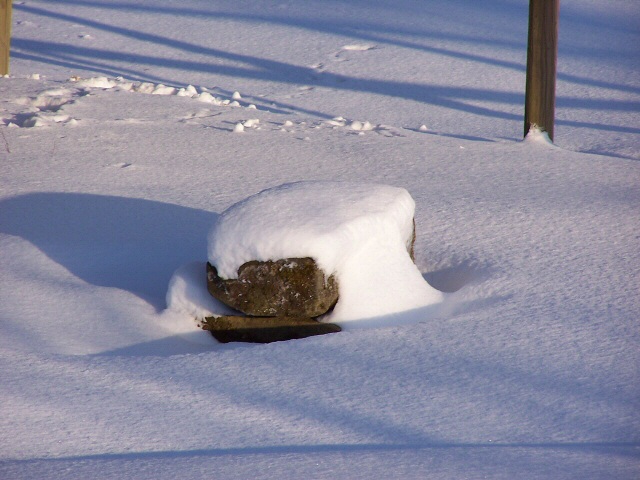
[202,315,342,343]
[206,258,339,317]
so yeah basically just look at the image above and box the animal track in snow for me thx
[2,76,406,142]
[2,76,263,128]
[6,88,77,127]
[311,44,378,73]
[321,116,402,137]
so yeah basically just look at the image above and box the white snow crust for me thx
[207,181,443,325]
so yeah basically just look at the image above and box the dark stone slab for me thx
[202,315,342,344]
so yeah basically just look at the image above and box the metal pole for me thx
[524,0,560,141]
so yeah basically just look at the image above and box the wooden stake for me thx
[0,0,11,75]
[524,0,560,141]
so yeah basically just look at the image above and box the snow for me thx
[1,0,639,479]
[165,262,236,322]
[208,182,416,279]
[204,181,443,326]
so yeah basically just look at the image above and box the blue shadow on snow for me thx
[0,192,218,311]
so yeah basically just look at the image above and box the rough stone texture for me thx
[202,315,342,343]
[207,258,339,317]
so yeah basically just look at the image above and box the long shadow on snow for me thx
[14,38,640,136]
[20,1,640,96]
[13,4,640,133]
[0,193,217,310]
[34,0,640,62]
[9,441,639,464]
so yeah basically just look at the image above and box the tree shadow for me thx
[9,440,638,463]
[11,2,639,134]
[0,193,218,310]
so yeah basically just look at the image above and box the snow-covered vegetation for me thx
[1,1,638,479]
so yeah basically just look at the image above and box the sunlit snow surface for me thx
[1,0,639,479]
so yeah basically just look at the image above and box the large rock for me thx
[206,257,339,317]
[202,315,341,343]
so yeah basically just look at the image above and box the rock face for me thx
[206,257,339,318]
[407,219,416,262]
[202,315,341,344]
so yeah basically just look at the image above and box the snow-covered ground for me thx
[1,1,639,479]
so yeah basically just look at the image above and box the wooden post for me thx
[524,0,560,141]
[0,0,12,75]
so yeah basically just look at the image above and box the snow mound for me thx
[73,76,119,89]
[166,262,236,320]
[525,126,555,146]
[207,181,444,327]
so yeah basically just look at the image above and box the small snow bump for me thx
[350,120,363,131]
[152,84,177,95]
[77,76,119,89]
[243,118,260,128]
[117,82,134,91]
[39,88,72,97]
[52,114,71,123]
[247,104,257,109]
[418,124,429,132]
[29,73,41,80]
[196,92,216,103]
[229,100,241,107]
[110,162,133,169]
[341,44,376,51]
[233,123,245,133]
[283,120,294,127]
[134,82,156,94]
[525,125,555,146]
[232,91,242,100]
